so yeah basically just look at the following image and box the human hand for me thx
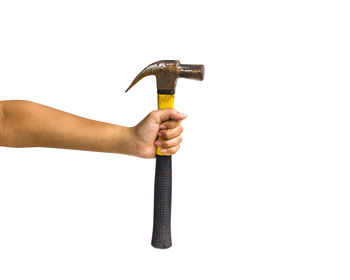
[0,101,186,157]
[130,109,187,158]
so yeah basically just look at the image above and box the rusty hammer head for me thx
[125,60,204,93]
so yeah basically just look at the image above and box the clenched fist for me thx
[131,109,187,158]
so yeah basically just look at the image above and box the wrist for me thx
[112,125,137,156]
[125,126,138,157]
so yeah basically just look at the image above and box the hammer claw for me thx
[125,61,164,92]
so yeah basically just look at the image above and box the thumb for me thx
[151,108,187,124]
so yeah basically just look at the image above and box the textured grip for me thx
[152,155,172,249]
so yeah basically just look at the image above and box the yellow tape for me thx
[157,94,174,110]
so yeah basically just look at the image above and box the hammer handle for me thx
[152,155,172,248]
[151,92,174,249]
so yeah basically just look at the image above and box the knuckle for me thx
[167,140,175,148]
[162,141,170,148]
[163,130,171,139]
[174,127,181,136]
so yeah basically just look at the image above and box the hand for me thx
[131,109,187,158]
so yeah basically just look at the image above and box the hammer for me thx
[126,60,205,248]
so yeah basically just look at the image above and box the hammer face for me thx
[179,64,205,81]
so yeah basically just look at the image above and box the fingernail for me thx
[155,141,162,146]
[160,149,167,153]
[180,113,187,118]
[160,124,166,129]
[157,132,162,137]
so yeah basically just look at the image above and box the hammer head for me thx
[125,60,205,92]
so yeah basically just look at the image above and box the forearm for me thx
[0,100,136,155]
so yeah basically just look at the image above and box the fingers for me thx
[149,108,186,156]
[158,124,183,139]
[156,144,181,156]
[151,108,187,124]
[160,119,183,130]
[156,135,182,148]
[155,134,183,155]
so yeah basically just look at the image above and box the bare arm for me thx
[0,100,134,154]
[0,100,186,158]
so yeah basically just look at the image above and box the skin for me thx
[0,100,186,158]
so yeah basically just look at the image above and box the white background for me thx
[0,1,349,279]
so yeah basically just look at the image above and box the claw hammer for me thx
[126,60,205,248]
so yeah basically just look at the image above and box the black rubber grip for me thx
[152,155,172,249]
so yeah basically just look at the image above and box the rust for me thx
[125,60,205,92]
